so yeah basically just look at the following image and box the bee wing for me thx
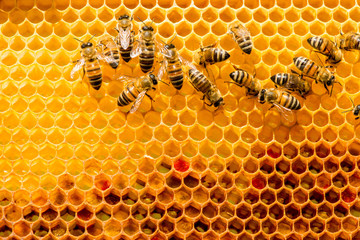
[237,24,250,36]
[116,75,138,83]
[179,55,196,70]
[157,59,167,80]
[97,39,118,64]
[71,58,85,79]
[119,28,131,49]
[273,103,295,122]
[129,90,146,114]
[130,40,141,58]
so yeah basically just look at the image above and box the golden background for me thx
[0,0,359,239]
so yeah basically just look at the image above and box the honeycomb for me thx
[1,0,360,239]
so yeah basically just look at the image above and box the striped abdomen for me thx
[271,73,290,86]
[347,34,360,50]
[204,48,230,64]
[188,68,212,94]
[167,58,184,90]
[139,40,155,73]
[119,33,134,62]
[293,57,320,78]
[117,82,140,107]
[278,91,301,110]
[104,46,120,69]
[236,36,252,54]
[85,59,102,90]
[230,70,251,86]
[307,37,332,55]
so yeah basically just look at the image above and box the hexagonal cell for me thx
[308,159,323,175]
[252,203,267,219]
[123,219,139,236]
[158,187,174,204]
[218,202,234,219]
[211,217,226,234]
[252,174,266,190]
[244,188,259,204]
[260,189,276,205]
[202,202,217,219]
[49,188,66,206]
[148,172,165,190]
[87,220,103,236]
[309,188,324,204]
[268,173,283,189]
[183,172,199,188]
[131,204,148,221]
[343,216,358,232]
[86,189,103,206]
[243,158,258,173]
[341,157,355,172]
[175,187,191,204]
[51,220,67,237]
[95,205,111,222]
[121,189,137,206]
[32,220,49,237]
[317,173,331,189]
[325,158,339,173]
[310,218,325,234]
[332,172,347,188]
[245,218,260,235]
[41,206,58,222]
[301,174,315,190]
[141,219,157,235]
[140,189,156,205]
[24,206,40,222]
[210,187,225,204]
[342,187,356,203]
[227,187,242,205]
[277,188,292,205]
[326,188,340,203]
[194,218,209,233]
[284,173,299,190]
[185,202,201,218]
[201,171,217,188]
[286,203,301,220]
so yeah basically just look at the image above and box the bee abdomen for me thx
[237,36,252,54]
[271,73,289,86]
[307,37,323,50]
[86,64,102,90]
[230,70,248,85]
[212,48,230,63]
[293,56,310,71]
[188,69,211,93]
[120,48,132,62]
[282,93,301,110]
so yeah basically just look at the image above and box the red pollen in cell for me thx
[342,191,356,203]
[252,177,266,189]
[97,179,111,191]
[174,159,190,172]
[267,148,281,158]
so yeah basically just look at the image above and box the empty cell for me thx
[159,218,175,234]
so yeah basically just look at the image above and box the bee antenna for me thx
[349,96,356,108]
[314,52,325,67]
[88,34,96,42]
[150,18,154,26]
[169,34,177,44]
[73,37,84,43]
[159,38,167,45]
[330,83,334,97]
[137,16,147,26]
[158,79,169,86]
[342,109,354,113]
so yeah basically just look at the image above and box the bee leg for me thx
[200,95,206,101]
[146,93,155,102]
[82,66,85,80]
[268,105,275,110]
[356,117,359,120]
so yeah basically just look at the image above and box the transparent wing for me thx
[119,28,131,49]
[97,52,115,65]
[116,75,138,83]
[71,58,85,79]
[157,59,167,80]
[236,24,250,36]
[130,40,141,58]
[273,103,295,122]
[179,55,196,69]
[129,90,146,114]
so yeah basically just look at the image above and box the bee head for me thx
[142,25,154,31]
[118,14,129,20]
[165,44,175,49]
[258,89,266,103]
[149,73,158,85]
[354,106,360,116]
[326,75,335,86]
[81,43,86,49]
[214,97,224,107]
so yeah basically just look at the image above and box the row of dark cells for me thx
[71,14,360,120]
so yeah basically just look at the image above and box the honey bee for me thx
[258,88,301,121]
[228,65,261,96]
[194,42,230,66]
[188,68,224,107]
[336,31,360,51]
[228,23,252,54]
[293,56,341,96]
[71,35,116,90]
[158,35,193,90]
[115,14,135,62]
[131,18,156,73]
[271,72,311,98]
[117,73,158,113]
[97,36,120,69]
[342,97,360,120]
[307,36,342,64]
